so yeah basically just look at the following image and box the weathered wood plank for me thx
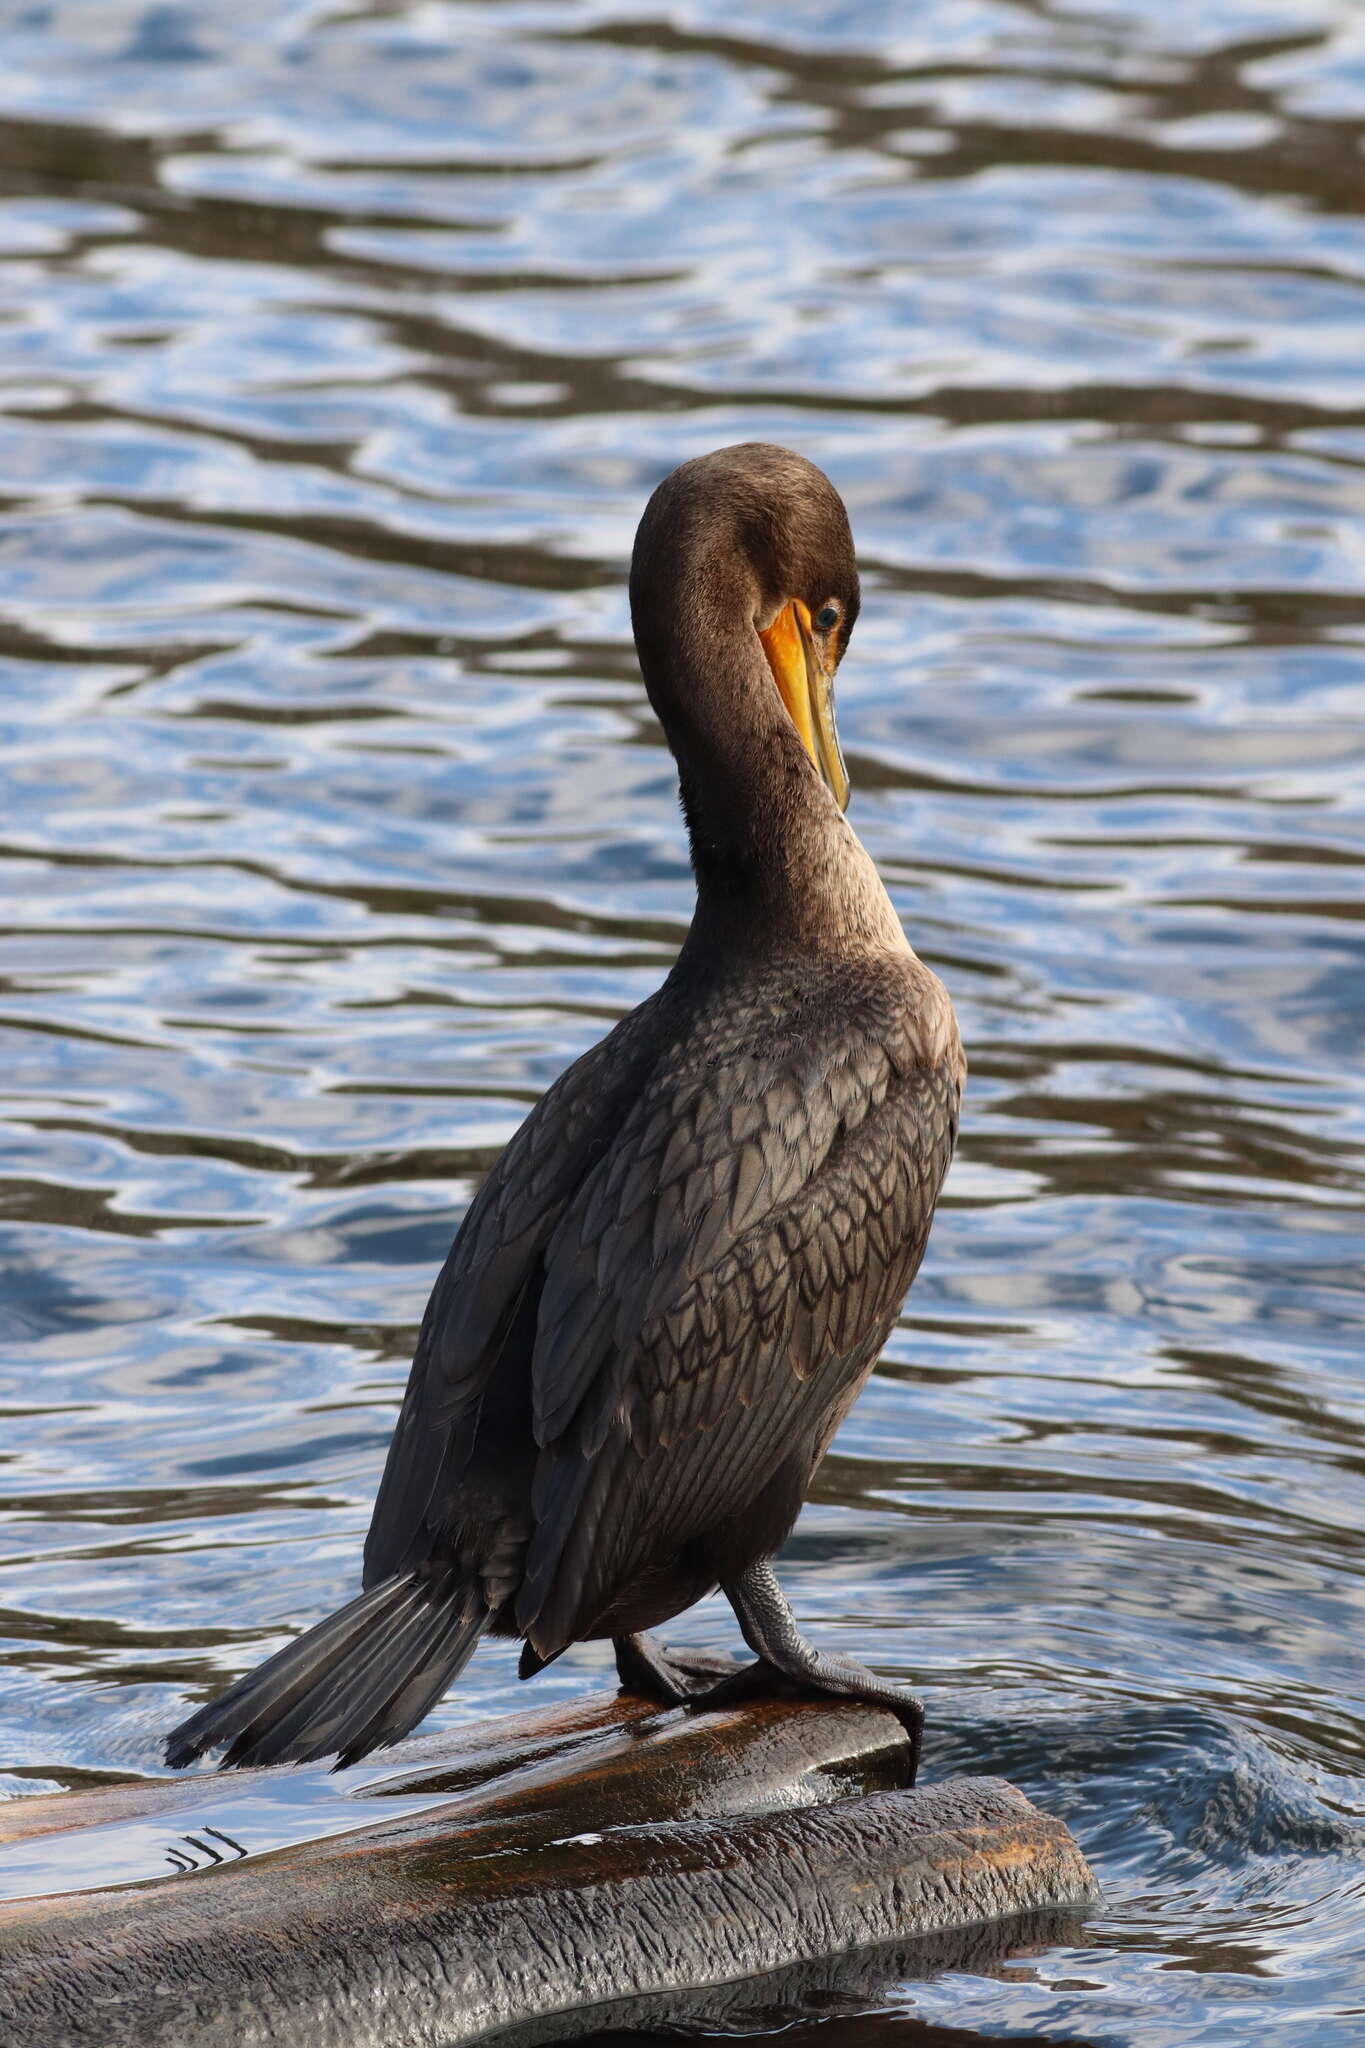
[0,1691,1097,2047]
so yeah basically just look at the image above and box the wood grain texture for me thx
[1,1690,1096,2048]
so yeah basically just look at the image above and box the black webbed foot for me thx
[613,1631,743,1705]
[699,1559,924,1781]
[683,1652,923,1777]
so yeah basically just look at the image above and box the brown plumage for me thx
[166,443,964,1774]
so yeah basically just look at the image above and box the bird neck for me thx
[648,621,905,959]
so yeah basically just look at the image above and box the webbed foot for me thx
[613,1631,744,1705]
[696,1560,924,1781]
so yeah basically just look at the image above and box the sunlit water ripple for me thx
[0,2,1362,2042]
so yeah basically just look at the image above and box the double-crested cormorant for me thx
[166,443,963,1774]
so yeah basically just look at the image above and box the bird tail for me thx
[164,1570,489,1771]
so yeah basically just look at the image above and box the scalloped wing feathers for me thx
[364,953,962,1658]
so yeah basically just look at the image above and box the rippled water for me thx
[1,1,1363,2041]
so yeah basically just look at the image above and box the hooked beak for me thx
[758,598,850,812]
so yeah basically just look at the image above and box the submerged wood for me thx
[0,1689,1097,2048]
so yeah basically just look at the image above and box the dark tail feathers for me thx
[165,1571,489,1771]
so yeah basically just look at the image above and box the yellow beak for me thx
[758,599,850,812]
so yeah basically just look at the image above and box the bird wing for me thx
[516,972,961,1655]
[362,999,661,1588]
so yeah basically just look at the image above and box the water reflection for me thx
[0,1,1362,2042]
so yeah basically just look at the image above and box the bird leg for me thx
[684,1561,924,1782]
[613,1632,743,1704]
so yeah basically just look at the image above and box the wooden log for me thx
[0,1689,1097,2048]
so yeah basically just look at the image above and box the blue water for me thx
[0,2,1363,2042]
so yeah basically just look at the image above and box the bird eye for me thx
[814,602,840,632]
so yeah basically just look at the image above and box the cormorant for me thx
[166,443,964,1775]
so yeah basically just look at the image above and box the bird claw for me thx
[683,1654,924,1781]
[614,1632,744,1704]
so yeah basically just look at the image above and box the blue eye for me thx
[815,603,840,631]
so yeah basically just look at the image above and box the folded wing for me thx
[517,977,961,1654]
